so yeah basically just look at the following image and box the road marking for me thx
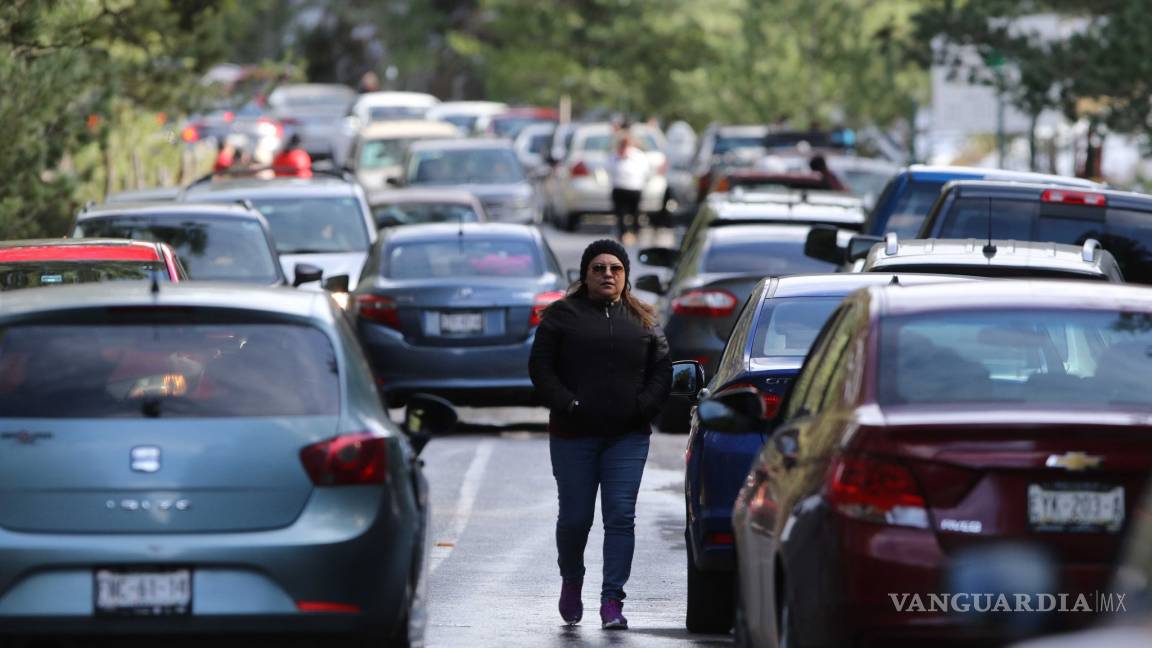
[429,439,494,574]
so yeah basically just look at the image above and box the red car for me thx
[0,239,187,291]
[730,280,1152,647]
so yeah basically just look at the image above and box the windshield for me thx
[373,202,482,226]
[407,148,525,184]
[879,308,1152,408]
[386,239,541,278]
[439,115,478,131]
[934,198,1152,284]
[0,323,339,418]
[73,218,280,283]
[703,239,838,275]
[0,261,170,291]
[369,105,429,121]
[360,138,418,169]
[879,180,946,237]
[251,197,370,254]
[752,297,842,358]
[492,116,554,139]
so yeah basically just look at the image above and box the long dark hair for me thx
[565,278,659,330]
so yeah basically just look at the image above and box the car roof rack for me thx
[1082,238,1101,262]
[884,232,899,255]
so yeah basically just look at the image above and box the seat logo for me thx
[131,446,161,473]
[1045,452,1102,472]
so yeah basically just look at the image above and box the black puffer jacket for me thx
[529,292,671,437]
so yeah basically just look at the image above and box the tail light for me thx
[223,111,235,123]
[571,161,590,177]
[530,290,565,327]
[1041,189,1107,206]
[180,125,201,143]
[705,532,734,546]
[825,454,928,529]
[355,294,401,329]
[697,172,713,197]
[714,177,730,193]
[300,433,389,485]
[672,289,737,317]
[746,477,777,532]
[716,382,781,419]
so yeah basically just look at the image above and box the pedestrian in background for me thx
[609,132,650,247]
[529,238,672,630]
[272,133,313,178]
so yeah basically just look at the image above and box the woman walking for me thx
[529,239,671,629]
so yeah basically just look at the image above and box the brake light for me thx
[1041,189,1107,207]
[672,289,738,317]
[717,382,781,419]
[571,161,590,177]
[297,601,362,614]
[300,433,389,486]
[530,290,565,326]
[355,294,401,329]
[747,478,777,532]
[705,532,734,546]
[714,177,730,192]
[826,455,928,528]
[180,125,200,143]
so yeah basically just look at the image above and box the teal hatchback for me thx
[0,283,451,645]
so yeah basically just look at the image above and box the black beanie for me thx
[579,238,630,283]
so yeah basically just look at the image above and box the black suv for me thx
[916,181,1152,284]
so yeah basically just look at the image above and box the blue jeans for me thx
[550,433,650,604]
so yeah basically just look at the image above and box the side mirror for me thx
[404,393,459,455]
[637,246,679,269]
[322,274,350,293]
[847,234,883,262]
[697,390,763,433]
[566,269,580,284]
[803,225,844,264]
[634,274,666,295]
[670,360,706,398]
[386,177,403,187]
[293,263,323,287]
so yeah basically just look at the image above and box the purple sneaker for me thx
[559,578,583,625]
[600,599,628,630]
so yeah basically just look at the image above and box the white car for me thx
[426,101,509,136]
[512,122,556,174]
[545,123,669,232]
[333,92,442,164]
[345,120,462,191]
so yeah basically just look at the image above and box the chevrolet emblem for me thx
[1045,452,1102,472]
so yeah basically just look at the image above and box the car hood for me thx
[280,251,367,290]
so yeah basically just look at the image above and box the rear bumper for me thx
[0,488,419,636]
[359,322,537,406]
[561,178,667,214]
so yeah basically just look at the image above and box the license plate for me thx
[1028,484,1124,532]
[94,568,192,616]
[440,312,483,335]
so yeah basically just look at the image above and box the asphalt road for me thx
[420,223,726,647]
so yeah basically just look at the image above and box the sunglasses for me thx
[590,263,625,275]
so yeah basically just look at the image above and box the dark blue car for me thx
[680,272,976,633]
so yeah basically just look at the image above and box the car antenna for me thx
[150,267,161,295]
[982,196,997,259]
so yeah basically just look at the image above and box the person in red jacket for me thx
[272,134,312,177]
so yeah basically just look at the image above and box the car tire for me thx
[562,211,581,232]
[686,540,734,633]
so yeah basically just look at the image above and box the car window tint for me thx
[883,180,946,237]
[0,261,170,291]
[716,289,761,380]
[252,198,370,254]
[702,239,837,275]
[0,323,339,418]
[373,203,480,225]
[752,297,842,358]
[360,138,416,168]
[798,303,859,415]
[407,148,525,184]
[782,304,849,420]
[936,198,1035,240]
[368,106,427,121]
[386,239,541,278]
[74,218,281,283]
[1101,208,1152,284]
[878,308,1152,407]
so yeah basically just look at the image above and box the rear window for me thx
[881,180,946,237]
[251,198,370,254]
[74,218,280,283]
[369,106,427,121]
[752,297,841,358]
[0,324,339,418]
[703,240,837,275]
[0,261,170,291]
[359,138,419,169]
[879,308,1152,408]
[935,198,1152,284]
[714,135,766,155]
[386,239,540,279]
[407,148,524,184]
[372,202,481,226]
